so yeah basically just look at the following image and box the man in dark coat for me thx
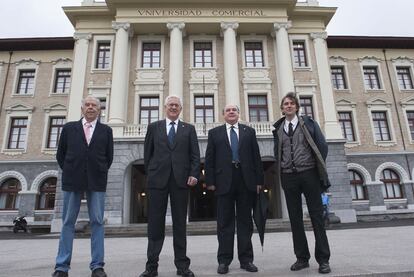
[205,104,264,274]
[273,92,331,274]
[52,96,113,277]
[140,95,200,277]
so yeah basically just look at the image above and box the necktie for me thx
[168,121,176,145]
[84,122,92,144]
[230,126,239,161]
[288,122,294,137]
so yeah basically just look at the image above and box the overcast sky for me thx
[1,0,414,38]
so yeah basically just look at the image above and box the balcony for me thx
[121,121,274,138]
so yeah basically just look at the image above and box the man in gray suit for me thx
[140,95,200,277]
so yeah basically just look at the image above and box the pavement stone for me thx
[0,225,414,277]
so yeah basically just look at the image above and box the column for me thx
[221,22,240,107]
[167,22,185,102]
[109,22,131,125]
[273,22,295,100]
[67,33,91,121]
[310,32,343,139]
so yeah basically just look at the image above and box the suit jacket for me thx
[56,119,114,192]
[144,119,200,189]
[205,123,264,195]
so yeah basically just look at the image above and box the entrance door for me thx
[130,165,148,223]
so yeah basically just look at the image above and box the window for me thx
[407,111,414,140]
[140,97,159,124]
[16,70,35,95]
[299,97,314,118]
[47,117,65,148]
[194,42,212,68]
[248,95,268,122]
[98,98,107,123]
[37,177,57,210]
[331,66,347,89]
[53,69,71,93]
[142,43,161,68]
[338,112,355,142]
[381,169,403,199]
[194,96,214,123]
[363,66,381,89]
[0,178,21,210]
[372,112,391,141]
[244,42,264,67]
[292,41,308,67]
[95,42,111,69]
[8,118,28,149]
[349,170,367,200]
[396,67,414,90]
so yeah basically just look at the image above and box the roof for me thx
[327,36,414,49]
[0,37,74,51]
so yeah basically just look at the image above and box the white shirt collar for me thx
[225,122,239,129]
[166,118,179,126]
[82,118,97,127]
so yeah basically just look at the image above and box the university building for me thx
[0,0,414,231]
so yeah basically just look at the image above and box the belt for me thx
[232,161,240,168]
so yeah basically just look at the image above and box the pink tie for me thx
[83,122,92,144]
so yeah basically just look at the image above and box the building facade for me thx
[0,0,413,231]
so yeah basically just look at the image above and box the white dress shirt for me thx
[166,118,179,134]
[284,115,298,134]
[225,122,239,145]
[82,117,97,142]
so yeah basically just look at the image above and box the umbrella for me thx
[253,190,268,251]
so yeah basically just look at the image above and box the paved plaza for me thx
[1,225,414,277]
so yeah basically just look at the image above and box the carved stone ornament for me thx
[73,32,92,41]
[310,32,328,41]
[220,22,239,31]
[273,21,292,32]
[15,58,40,66]
[112,22,131,31]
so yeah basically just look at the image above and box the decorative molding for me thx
[43,103,67,113]
[30,170,58,192]
[14,58,40,66]
[374,162,410,183]
[0,171,28,192]
[310,32,327,40]
[167,22,186,37]
[400,96,414,108]
[51,57,72,65]
[330,56,348,63]
[347,163,373,184]
[358,56,382,63]
[220,22,239,31]
[112,22,131,31]
[336,99,356,108]
[366,97,392,108]
[5,103,34,114]
[391,56,414,64]
[273,21,292,31]
[73,32,92,41]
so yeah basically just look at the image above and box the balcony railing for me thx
[122,122,274,138]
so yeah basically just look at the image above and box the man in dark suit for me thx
[52,96,113,277]
[205,104,264,274]
[140,95,200,277]
[273,92,331,274]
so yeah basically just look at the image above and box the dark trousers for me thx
[146,172,190,270]
[281,168,330,264]
[216,166,255,265]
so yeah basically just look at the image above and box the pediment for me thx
[43,103,67,112]
[15,58,40,66]
[5,103,34,113]
[400,96,414,107]
[336,98,356,107]
[366,97,391,107]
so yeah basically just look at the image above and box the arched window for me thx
[0,178,21,210]
[37,177,57,210]
[349,170,367,200]
[380,169,403,199]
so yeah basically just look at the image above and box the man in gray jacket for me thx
[273,92,331,274]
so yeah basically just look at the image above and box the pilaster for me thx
[167,22,185,104]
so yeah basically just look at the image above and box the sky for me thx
[1,0,414,38]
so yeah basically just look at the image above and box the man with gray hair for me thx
[52,96,113,277]
[140,95,200,277]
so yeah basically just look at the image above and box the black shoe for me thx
[176,268,195,277]
[91,268,107,277]
[318,262,331,274]
[52,271,68,277]
[217,264,229,274]
[139,269,158,277]
[290,260,309,271]
[240,262,258,272]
